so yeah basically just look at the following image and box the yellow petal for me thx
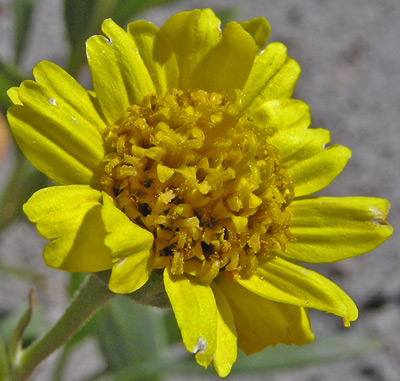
[127,20,179,96]
[250,100,330,168]
[101,193,154,260]
[108,254,152,294]
[159,9,221,90]
[237,256,358,327]
[253,57,300,106]
[23,185,112,272]
[86,19,155,125]
[243,43,299,111]
[240,17,271,52]
[271,128,331,165]
[283,197,393,263]
[210,282,237,377]
[217,277,314,354]
[32,61,107,131]
[288,145,352,197]
[249,99,352,197]
[7,62,105,187]
[250,98,311,133]
[191,21,257,97]
[102,192,154,294]
[7,87,22,105]
[251,99,348,197]
[163,269,217,368]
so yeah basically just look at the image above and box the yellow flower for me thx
[7,9,392,377]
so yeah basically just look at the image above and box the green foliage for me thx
[0,295,44,349]
[64,0,102,48]
[0,63,24,110]
[94,297,160,372]
[215,7,238,27]
[0,149,49,233]
[101,331,381,379]
[64,0,183,77]
[12,0,37,64]
[111,0,182,26]
[0,336,8,381]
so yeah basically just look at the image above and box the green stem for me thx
[9,274,115,381]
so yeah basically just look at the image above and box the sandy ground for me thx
[1,0,399,380]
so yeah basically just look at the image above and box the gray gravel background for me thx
[0,0,399,380]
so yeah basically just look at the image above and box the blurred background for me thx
[0,0,399,380]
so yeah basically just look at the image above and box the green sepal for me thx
[95,270,170,308]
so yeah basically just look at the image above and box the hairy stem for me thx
[9,274,115,381]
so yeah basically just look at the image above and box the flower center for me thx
[101,89,294,283]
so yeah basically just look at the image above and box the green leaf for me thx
[64,0,184,77]
[214,7,238,28]
[0,300,44,348]
[162,309,181,345]
[0,149,49,233]
[0,62,24,111]
[94,296,160,372]
[232,334,381,373]
[0,336,8,381]
[12,0,37,64]
[111,0,183,26]
[64,0,101,48]
[228,333,381,374]
[7,289,38,364]
[108,332,381,378]
[64,0,117,76]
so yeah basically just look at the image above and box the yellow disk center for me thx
[101,89,294,283]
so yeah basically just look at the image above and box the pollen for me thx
[101,89,294,283]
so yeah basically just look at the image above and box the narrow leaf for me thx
[8,288,37,364]
[64,0,118,76]
[109,333,381,378]
[0,336,8,381]
[12,0,36,64]
[94,296,159,371]
[215,7,238,28]
[64,0,99,47]
[0,150,48,233]
[111,0,183,26]
[0,62,24,110]
[231,333,382,373]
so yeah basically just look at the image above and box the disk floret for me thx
[101,89,294,283]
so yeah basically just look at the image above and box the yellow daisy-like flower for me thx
[7,9,392,376]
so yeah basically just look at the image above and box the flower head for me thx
[7,9,393,376]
